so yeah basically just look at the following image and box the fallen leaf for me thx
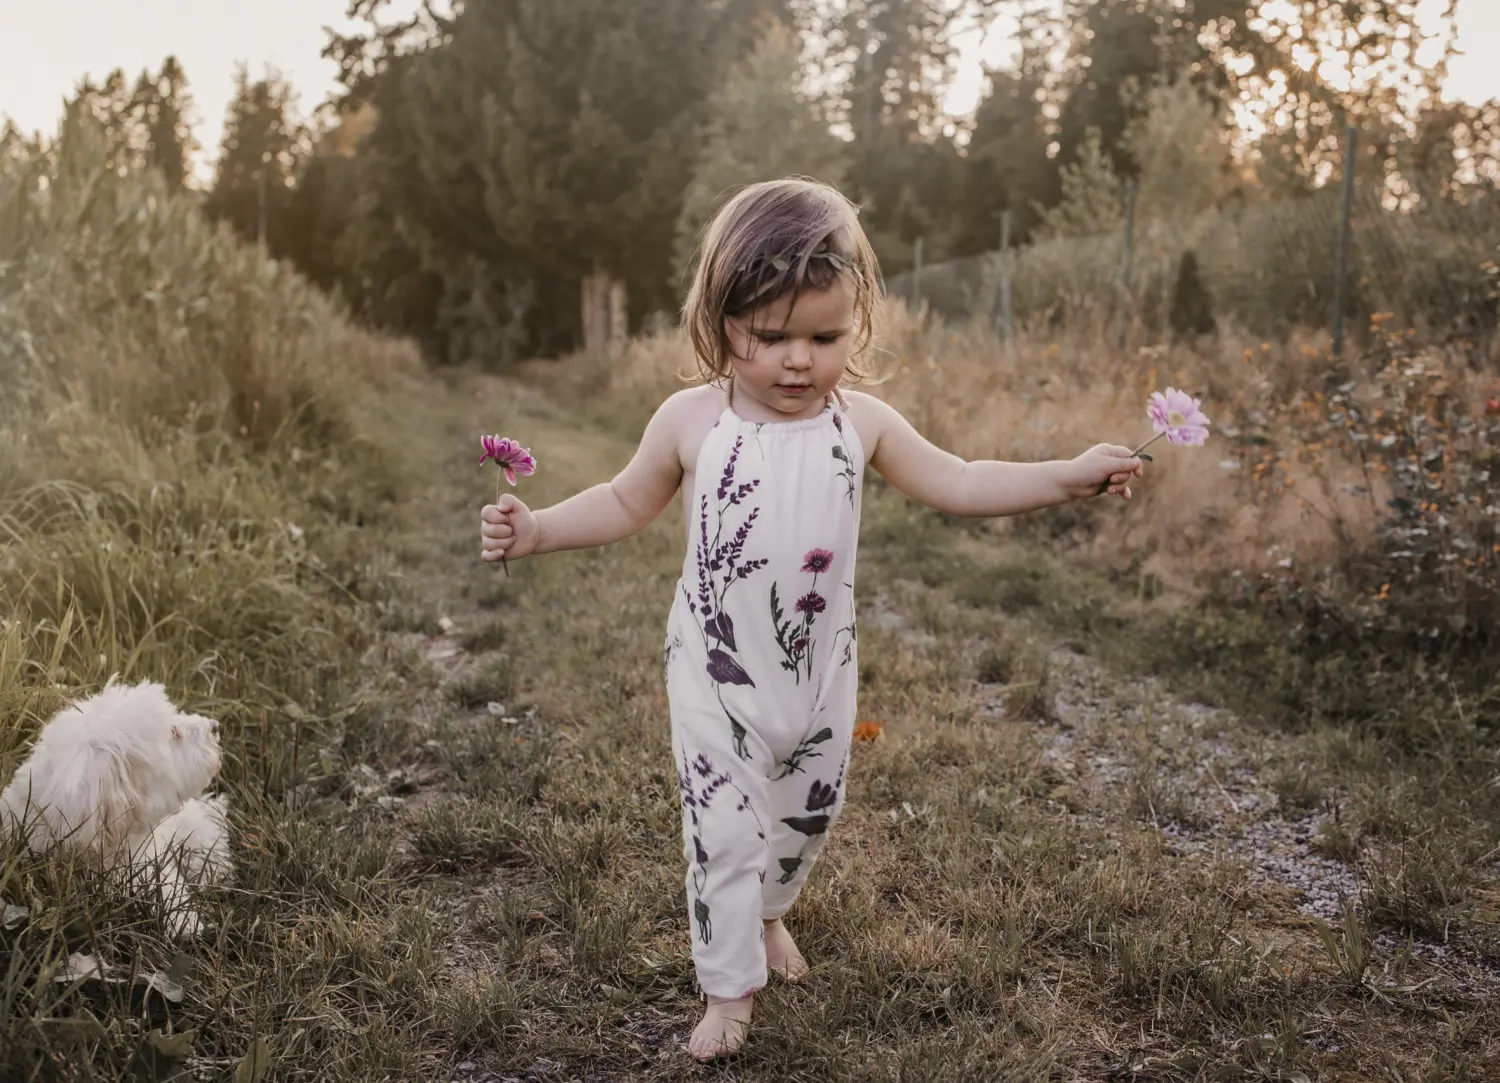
[232,1037,272,1083]
[146,1028,196,1058]
[139,970,186,1004]
[128,1030,197,1083]
[1,903,28,930]
[53,953,116,984]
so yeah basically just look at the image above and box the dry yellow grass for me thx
[541,299,1426,598]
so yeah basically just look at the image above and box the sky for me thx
[1,0,1498,180]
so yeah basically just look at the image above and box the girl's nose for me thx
[786,340,813,368]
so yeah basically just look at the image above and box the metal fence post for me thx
[912,236,924,311]
[1117,180,1137,349]
[1332,124,1358,356]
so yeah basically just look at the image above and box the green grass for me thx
[6,358,1498,1078]
[2,118,1498,1081]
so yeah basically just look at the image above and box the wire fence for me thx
[887,130,1500,351]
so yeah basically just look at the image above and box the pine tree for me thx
[69,69,143,174]
[132,57,196,192]
[1037,127,1125,239]
[954,64,1054,255]
[673,20,849,281]
[825,0,965,272]
[1051,0,1171,183]
[1169,248,1216,340]
[205,67,308,254]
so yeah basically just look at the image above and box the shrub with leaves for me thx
[1242,327,1500,655]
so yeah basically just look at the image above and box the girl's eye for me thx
[814,334,843,345]
[757,334,784,345]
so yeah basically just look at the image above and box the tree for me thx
[1037,127,1124,239]
[204,67,309,254]
[1122,76,1234,222]
[821,0,967,271]
[69,68,141,175]
[1169,249,1216,340]
[316,0,754,362]
[132,56,196,192]
[953,62,1055,255]
[673,20,850,281]
[1050,0,1175,182]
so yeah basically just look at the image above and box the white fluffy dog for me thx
[0,678,231,937]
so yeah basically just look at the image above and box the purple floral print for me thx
[683,436,769,758]
[678,744,767,946]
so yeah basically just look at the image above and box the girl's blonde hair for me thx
[681,177,883,386]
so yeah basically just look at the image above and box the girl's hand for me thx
[481,494,540,564]
[1066,444,1143,501]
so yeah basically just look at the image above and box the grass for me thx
[3,120,1498,1079]
[6,353,1499,1078]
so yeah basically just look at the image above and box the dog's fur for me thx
[0,678,231,937]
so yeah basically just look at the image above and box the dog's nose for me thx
[209,720,220,736]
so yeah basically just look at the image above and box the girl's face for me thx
[724,275,856,422]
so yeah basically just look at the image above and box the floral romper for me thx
[663,387,863,999]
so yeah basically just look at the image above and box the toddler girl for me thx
[479,178,1142,1061]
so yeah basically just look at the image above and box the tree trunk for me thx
[582,267,628,352]
[608,278,629,350]
[581,267,609,352]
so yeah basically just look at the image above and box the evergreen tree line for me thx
[37,1,1499,364]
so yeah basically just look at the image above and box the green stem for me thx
[497,469,510,578]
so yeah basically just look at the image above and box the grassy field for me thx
[351,367,1500,1082]
[3,122,1499,1081]
[5,356,1500,1081]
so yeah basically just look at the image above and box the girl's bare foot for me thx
[764,918,809,980]
[688,994,753,1061]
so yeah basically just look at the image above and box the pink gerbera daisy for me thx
[1146,389,1211,447]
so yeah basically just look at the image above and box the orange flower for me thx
[853,721,884,741]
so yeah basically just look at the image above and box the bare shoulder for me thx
[839,388,902,456]
[655,383,727,469]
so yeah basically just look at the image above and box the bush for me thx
[1243,329,1500,660]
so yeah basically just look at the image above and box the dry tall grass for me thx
[542,299,1470,596]
[1,111,425,1077]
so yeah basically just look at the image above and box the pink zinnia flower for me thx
[801,549,834,575]
[480,434,536,578]
[1146,389,1211,446]
[480,435,537,485]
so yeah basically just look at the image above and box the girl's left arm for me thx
[849,393,1142,517]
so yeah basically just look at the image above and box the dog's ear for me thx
[91,748,146,857]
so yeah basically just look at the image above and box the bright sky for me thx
[2,0,1497,180]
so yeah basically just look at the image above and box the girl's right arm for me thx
[480,393,690,564]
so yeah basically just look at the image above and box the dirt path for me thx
[364,372,1499,1082]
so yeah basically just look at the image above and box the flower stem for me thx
[1096,431,1167,496]
[496,470,510,578]
[1131,431,1167,457]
